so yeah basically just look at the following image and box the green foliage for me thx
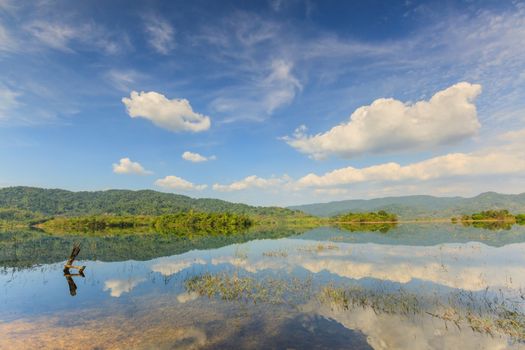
[153,211,253,234]
[336,222,397,233]
[0,226,309,269]
[461,220,514,231]
[461,210,515,222]
[0,208,47,229]
[334,211,398,223]
[39,215,154,232]
[39,211,254,235]
[290,192,525,218]
[0,186,299,217]
[516,214,525,225]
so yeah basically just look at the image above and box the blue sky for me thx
[1,0,524,206]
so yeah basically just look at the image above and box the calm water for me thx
[2,223,525,349]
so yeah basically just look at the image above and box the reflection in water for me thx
[461,220,514,230]
[185,272,525,341]
[336,222,397,233]
[63,269,85,296]
[0,225,308,269]
[151,258,206,276]
[2,224,525,349]
[103,277,146,297]
[0,296,372,350]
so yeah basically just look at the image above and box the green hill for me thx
[0,186,297,217]
[289,192,525,218]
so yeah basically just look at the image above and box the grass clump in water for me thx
[262,249,288,258]
[185,272,311,305]
[297,243,339,253]
[318,284,525,341]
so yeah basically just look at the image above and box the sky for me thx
[0,0,525,206]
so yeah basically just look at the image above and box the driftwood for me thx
[63,242,86,273]
[63,243,86,296]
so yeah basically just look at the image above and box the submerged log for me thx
[64,243,86,273]
[63,243,86,296]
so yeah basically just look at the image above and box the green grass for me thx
[184,272,525,341]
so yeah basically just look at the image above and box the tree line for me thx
[38,211,254,234]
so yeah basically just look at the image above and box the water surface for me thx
[2,223,525,349]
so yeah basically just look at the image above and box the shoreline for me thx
[333,218,518,224]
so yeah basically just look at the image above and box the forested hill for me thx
[0,187,296,217]
[288,192,525,218]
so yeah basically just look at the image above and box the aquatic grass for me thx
[185,272,312,305]
[328,236,346,242]
[317,284,421,316]
[233,246,249,260]
[297,243,339,253]
[320,284,525,341]
[184,271,525,341]
[262,249,288,258]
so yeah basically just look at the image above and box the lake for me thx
[2,223,525,349]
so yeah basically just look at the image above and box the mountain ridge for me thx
[2,186,525,219]
[288,191,525,218]
[0,186,296,217]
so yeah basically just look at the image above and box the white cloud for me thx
[103,277,146,297]
[155,175,207,191]
[182,151,216,163]
[285,82,482,159]
[143,15,175,54]
[122,91,211,133]
[208,129,525,199]
[213,175,289,192]
[112,158,152,175]
[296,137,525,188]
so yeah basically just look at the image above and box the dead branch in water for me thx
[64,242,86,273]
[63,243,86,296]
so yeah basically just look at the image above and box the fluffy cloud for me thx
[212,175,289,192]
[112,158,152,175]
[143,15,175,54]
[103,277,146,297]
[182,151,216,163]
[155,175,207,191]
[208,129,525,195]
[122,91,211,132]
[297,149,525,188]
[285,82,482,159]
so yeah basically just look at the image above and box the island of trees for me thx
[333,210,398,223]
[458,210,525,224]
[37,211,254,234]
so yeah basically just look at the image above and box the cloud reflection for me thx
[103,277,146,297]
